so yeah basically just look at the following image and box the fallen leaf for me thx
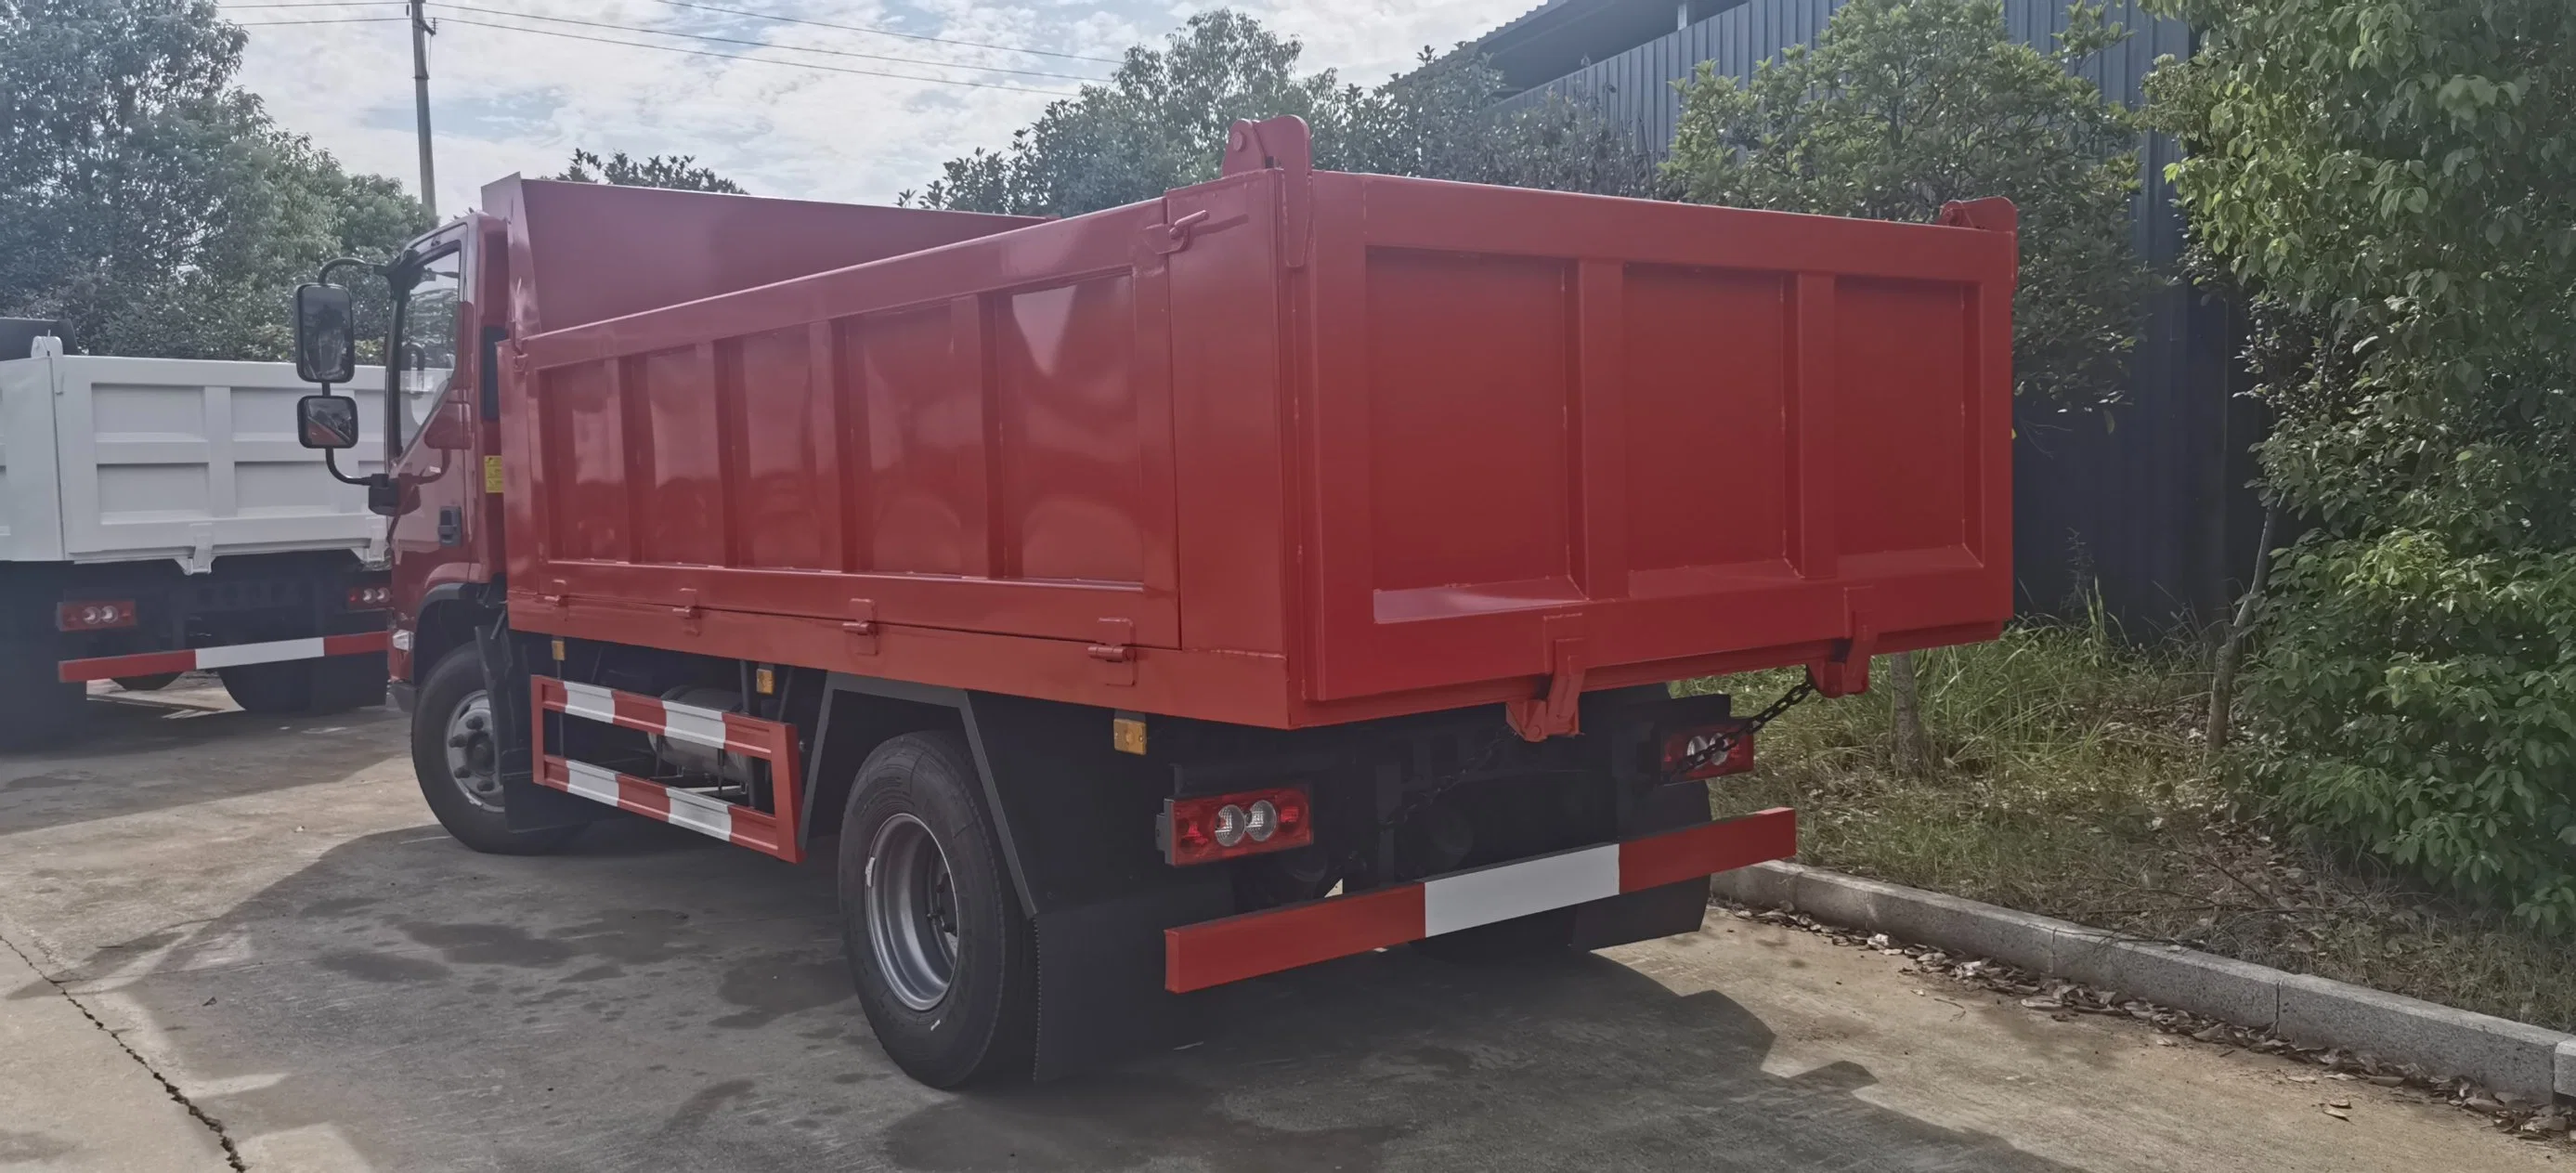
[2327,1099,2352,1110]
[2324,1107,2350,1121]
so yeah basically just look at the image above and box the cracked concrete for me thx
[0,680,2562,1171]
[0,925,233,1170]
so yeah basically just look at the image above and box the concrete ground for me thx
[0,680,2562,1172]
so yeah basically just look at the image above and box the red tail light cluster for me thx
[1164,786,1312,866]
[57,600,137,632]
[347,584,394,609]
[1663,722,1756,780]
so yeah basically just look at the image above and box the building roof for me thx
[1473,0,1746,91]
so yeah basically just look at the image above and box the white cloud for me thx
[230,0,1537,215]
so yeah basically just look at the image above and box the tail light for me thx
[1663,721,1755,780]
[57,600,137,632]
[347,584,393,609]
[1163,786,1312,866]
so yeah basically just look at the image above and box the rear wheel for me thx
[0,640,85,749]
[839,731,1035,1088]
[219,660,314,713]
[410,645,575,855]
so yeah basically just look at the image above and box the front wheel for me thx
[410,645,575,855]
[839,731,1036,1088]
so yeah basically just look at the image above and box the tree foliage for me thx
[1664,0,2154,413]
[2149,0,2576,926]
[904,11,1651,216]
[0,0,428,359]
[559,149,745,194]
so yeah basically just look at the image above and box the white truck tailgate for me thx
[0,353,399,568]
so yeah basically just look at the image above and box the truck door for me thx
[386,227,488,622]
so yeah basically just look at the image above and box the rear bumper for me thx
[1163,806,1797,993]
[59,630,391,684]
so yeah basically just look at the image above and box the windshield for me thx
[397,259,462,437]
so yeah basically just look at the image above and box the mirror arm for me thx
[320,448,381,489]
[317,256,377,285]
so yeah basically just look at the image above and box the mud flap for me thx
[1568,778,1715,951]
[482,619,607,834]
[958,691,1235,1080]
[1031,882,1232,1080]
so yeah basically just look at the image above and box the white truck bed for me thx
[0,346,399,570]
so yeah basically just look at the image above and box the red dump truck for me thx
[285,117,2015,1087]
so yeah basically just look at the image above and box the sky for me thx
[228,0,1542,215]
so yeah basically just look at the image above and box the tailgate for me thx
[1297,175,2016,702]
[47,357,396,566]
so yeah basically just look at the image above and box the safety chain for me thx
[1662,677,1817,781]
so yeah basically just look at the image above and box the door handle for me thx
[437,506,462,546]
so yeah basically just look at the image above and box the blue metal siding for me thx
[1490,0,2247,631]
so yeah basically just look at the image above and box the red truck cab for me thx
[293,118,2014,1088]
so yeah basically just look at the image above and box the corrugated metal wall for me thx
[1496,1,2255,632]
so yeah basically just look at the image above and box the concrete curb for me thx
[1712,860,2573,1104]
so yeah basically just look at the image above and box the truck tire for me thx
[218,660,315,713]
[411,645,576,855]
[220,655,387,714]
[112,673,182,692]
[310,653,389,712]
[839,731,1037,1088]
[0,645,85,749]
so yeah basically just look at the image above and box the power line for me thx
[433,17,1077,96]
[435,4,1104,82]
[640,0,1122,66]
[222,2,398,7]
[233,15,407,24]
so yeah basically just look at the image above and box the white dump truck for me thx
[0,321,404,747]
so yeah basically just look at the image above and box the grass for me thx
[1687,620,2576,1033]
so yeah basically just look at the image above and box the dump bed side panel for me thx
[508,198,1208,654]
[3,356,397,567]
[1297,174,2013,704]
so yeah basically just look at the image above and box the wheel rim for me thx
[442,690,505,813]
[866,813,960,1011]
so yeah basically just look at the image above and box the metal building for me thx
[1479,0,2258,632]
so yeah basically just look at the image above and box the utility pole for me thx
[409,0,437,219]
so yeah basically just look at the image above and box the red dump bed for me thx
[497,122,2014,730]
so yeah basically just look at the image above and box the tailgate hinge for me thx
[673,588,703,636]
[1811,615,1876,698]
[1504,628,1589,742]
[1087,618,1136,686]
[843,597,879,657]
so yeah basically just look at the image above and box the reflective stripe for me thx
[663,788,735,840]
[657,703,732,751]
[559,681,618,724]
[562,759,623,806]
[193,637,328,670]
[1420,843,1621,936]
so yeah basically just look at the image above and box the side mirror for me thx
[293,283,358,385]
[297,394,362,450]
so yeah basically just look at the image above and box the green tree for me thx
[1664,0,2154,414]
[0,0,428,359]
[2149,0,2576,926]
[905,11,1649,216]
[558,149,745,194]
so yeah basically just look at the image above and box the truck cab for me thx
[377,219,504,707]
